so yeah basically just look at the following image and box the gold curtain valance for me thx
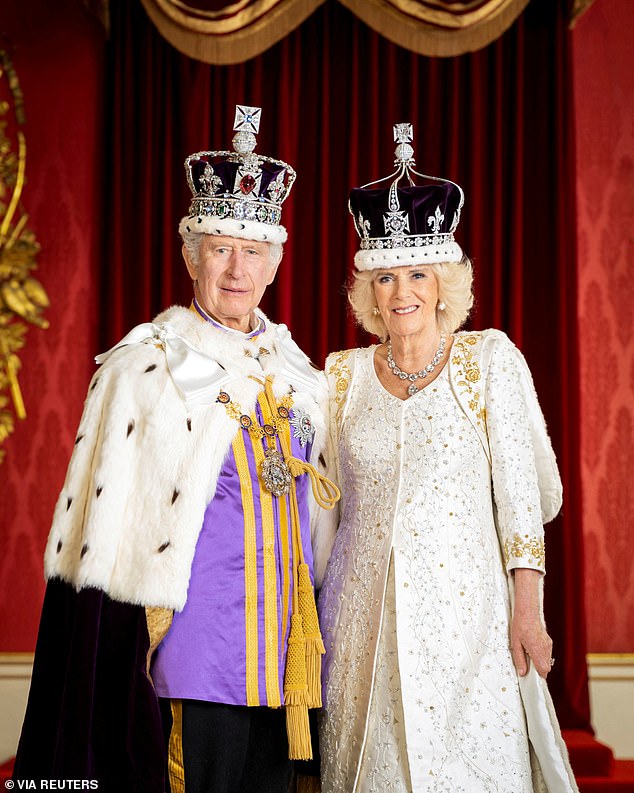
[140,0,327,64]
[339,0,531,57]
[138,0,534,63]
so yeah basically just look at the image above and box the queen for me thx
[316,123,578,793]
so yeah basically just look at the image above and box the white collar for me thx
[95,306,322,409]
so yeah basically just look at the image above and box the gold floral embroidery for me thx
[503,533,545,567]
[452,335,487,430]
[328,350,352,425]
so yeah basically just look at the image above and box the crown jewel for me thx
[180,105,296,245]
[349,123,465,270]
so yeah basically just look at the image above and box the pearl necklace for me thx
[387,335,447,396]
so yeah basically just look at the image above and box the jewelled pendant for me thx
[261,448,292,496]
[407,383,419,396]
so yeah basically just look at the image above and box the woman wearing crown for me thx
[316,125,578,792]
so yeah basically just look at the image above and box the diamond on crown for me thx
[200,163,222,195]
[427,205,445,234]
[234,105,261,134]
[393,123,413,144]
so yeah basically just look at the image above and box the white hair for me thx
[180,230,283,267]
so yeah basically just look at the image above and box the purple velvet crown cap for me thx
[349,122,465,270]
[179,105,296,246]
[188,157,290,203]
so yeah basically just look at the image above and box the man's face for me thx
[183,235,280,332]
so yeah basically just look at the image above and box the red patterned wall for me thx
[0,0,105,649]
[573,0,634,652]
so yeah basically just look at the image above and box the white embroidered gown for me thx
[318,339,553,793]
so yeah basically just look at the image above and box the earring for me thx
[372,307,380,315]
[438,301,446,311]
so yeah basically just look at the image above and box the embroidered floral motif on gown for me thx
[319,344,541,793]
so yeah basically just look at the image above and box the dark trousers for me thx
[164,699,292,793]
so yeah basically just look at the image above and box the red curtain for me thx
[105,0,590,728]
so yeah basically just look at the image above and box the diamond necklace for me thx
[387,335,447,396]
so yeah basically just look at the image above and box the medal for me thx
[261,447,292,496]
[289,408,315,447]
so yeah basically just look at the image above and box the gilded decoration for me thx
[504,532,545,568]
[139,0,533,64]
[0,50,49,464]
[451,334,487,431]
[110,0,592,63]
[217,387,294,442]
[327,350,351,427]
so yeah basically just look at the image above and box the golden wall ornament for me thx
[0,49,49,464]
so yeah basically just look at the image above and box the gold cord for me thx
[260,376,338,757]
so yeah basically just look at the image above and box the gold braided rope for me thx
[260,377,339,758]
[217,375,339,758]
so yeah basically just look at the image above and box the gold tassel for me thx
[285,699,312,761]
[284,613,312,760]
[297,563,325,708]
[305,649,322,711]
[259,376,338,759]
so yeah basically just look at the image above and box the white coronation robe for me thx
[317,330,578,793]
[44,305,330,611]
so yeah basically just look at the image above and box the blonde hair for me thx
[348,258,474,341]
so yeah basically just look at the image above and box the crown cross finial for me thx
[232,105,261,156]
[393,123,413,144]
[393,122,415,166]
[234,105,261,134]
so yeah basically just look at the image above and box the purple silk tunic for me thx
[151,308,315,707]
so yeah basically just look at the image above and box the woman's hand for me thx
[510,568,554,678]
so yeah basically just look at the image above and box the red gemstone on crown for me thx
[240,175,256,194]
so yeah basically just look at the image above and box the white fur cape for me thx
[44,306,330,611]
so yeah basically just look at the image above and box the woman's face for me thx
[373,265,440,340]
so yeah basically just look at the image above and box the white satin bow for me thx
[95,317,322,410]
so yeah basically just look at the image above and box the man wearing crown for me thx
[13,106,337,793]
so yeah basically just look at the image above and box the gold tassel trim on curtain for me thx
[139,0,533,63]
[140,0,325,65]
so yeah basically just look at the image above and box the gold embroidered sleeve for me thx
[486,334,546,573]
[503,533,545,569]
